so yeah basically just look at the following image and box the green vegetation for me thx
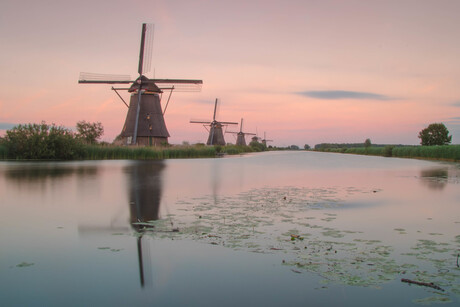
[75,120,104,144]
[82,144,218,160]
[418,123,452,146]
[315,145,460,161]
[364,138,371,148]
[249,140,266,152]
[0,121,263,160]
[392,145,460,161]
[0,143,7,159]
[1,122,84,160]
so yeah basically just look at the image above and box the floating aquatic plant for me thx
[140,185,460,300]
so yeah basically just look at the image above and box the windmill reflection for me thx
[126,161,166,287]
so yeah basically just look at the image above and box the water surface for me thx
[1,151,459,306]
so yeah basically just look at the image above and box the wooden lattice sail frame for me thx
[78,23,202,146]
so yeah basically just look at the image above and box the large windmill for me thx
[79,23,203,146]
[226,118,256,146]
[190,99,238,145]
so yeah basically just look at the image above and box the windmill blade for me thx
[212,98,218,121]
[190,120,212,124]
[152,79,203,84]
[138,23,154,76]
[219,121,238,125]
[78,72,132,84]
[245,132,257,136]
[142,79,202,92]
[142,24,154,75]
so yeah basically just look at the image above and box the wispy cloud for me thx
[0,122,16,130]
[451,101,460,107]
[297,90,392,101]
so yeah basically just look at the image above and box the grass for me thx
[81,144,218,160]
[316,145,460,162]
[0,142,260,161]
[392,145,460,161]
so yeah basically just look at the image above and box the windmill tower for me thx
[227,118,256,146]
[190,99,238,146]
[261,132,273,147]
[79,23,202,146]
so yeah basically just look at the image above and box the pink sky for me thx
[1,0,459,147]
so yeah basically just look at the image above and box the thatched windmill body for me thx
[79,24,202,146]
[190,99,237,145]
[227,118,256,146]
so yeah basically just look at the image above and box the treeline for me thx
[316,145,460,161]
[314,143,403,150]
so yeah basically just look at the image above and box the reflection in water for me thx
[125,161,165,287]
[419,167,448,190]
[4,162,98,182]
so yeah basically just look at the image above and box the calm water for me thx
[1,151,459,306]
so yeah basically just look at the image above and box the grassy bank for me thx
[392,145,460,161]
[0,144,257,161]
[82,145,217,160]
[316,145,460,162]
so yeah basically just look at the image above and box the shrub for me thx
[3,122,84,160]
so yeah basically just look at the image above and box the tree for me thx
[364,138,372,148]
[76,121,104,144]
[418,123,452,146]
[304,144,311,150]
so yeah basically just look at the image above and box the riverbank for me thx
[315,144,460,162]
[0,143,256,161]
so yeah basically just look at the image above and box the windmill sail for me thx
[226,118,256,146]
[78,23,202,146]
[190,98,237,145]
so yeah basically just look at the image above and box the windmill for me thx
[261,132,273,147]
[226,118,256,146]
[190,98,238,145]
[79,23,203,146]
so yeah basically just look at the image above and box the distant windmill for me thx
[190,98,238,145]
[226,118,256,146]
[261,132,273,146]
[79,23,203,146]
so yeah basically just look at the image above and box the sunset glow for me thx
[1,0,459,146]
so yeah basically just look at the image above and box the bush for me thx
[3,122,84,160]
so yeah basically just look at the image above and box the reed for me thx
[392,145,460,161]
[317,144,460,161]
[345,147,385,156]
[223,144,254,155]
[81,144,217,160]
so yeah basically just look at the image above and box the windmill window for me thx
[149,125,152,130]
[146,113,151,120]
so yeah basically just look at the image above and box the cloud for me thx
[451,101,460,107]
[0,122,16,130]
[297,90,392,101]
